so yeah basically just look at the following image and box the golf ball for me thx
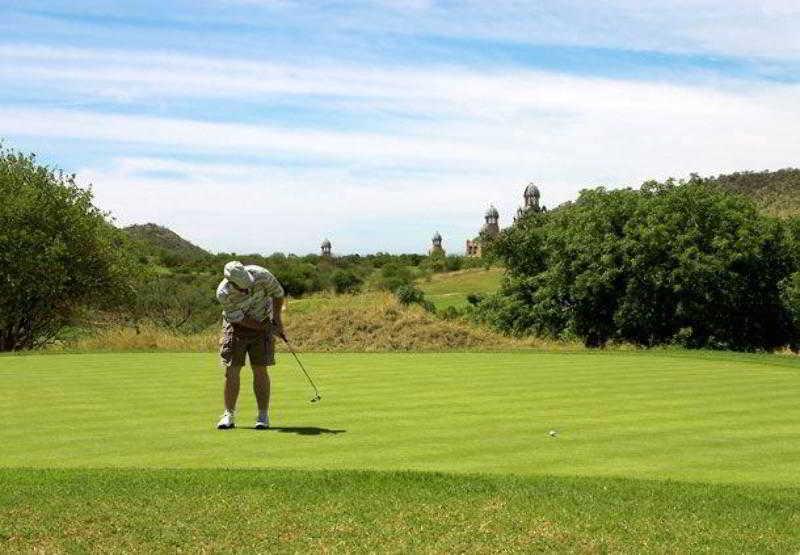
[548,430,558,437]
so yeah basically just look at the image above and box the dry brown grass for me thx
[56,293,578,353]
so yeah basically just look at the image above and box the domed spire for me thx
[430,231,444,255]
[524,182,540,200]
[482,204,500,238]
[523,182,542,212]
[320,238,332,256]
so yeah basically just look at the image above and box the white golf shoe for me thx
[254,413,269,430]
[217,410,235,430]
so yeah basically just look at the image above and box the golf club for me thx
[279,332,322,403]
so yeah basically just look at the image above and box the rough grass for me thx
[3,469,799,553]
[58,292,570,352]
[418,267,504,310]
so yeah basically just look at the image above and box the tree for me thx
[0,146,140,350]
[481,179,797,350]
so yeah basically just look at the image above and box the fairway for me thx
[3,351,800,551]
[2,351,799,485]
[418,268,503,309]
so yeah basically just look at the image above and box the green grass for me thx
[2,351,799,551]
[418,267,503,309]
[285,291,384,315]
[3,469,799,552]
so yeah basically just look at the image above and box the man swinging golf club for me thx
[215,261,285,430]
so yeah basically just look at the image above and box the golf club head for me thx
[310,394,321,403]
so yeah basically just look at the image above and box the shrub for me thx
[133,274,220,334]
[445,255,463,272]
[395,285,435,312]
[440,306,464,320]
[370,263,414,291]
[331,269,363,294]
[780,272,800,350]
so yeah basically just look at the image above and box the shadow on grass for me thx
[256,426,347,435]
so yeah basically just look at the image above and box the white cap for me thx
[223,261,254,289]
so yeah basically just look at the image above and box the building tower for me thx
[483,204,500,237]
[524,183,541,212]
[321,238,332,257]
[516,182,544,221]
[466,204,501,257]
[430,231,445,256]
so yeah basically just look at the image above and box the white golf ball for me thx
[548,430,558,437]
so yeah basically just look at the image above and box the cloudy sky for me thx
[2,1,799,254]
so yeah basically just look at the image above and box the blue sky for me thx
[1,1,799,254]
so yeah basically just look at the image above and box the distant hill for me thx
[707,168,800,218]
[123,223,211,262]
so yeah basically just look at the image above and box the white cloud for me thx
[2,41,799,252]
[82,157,510,254]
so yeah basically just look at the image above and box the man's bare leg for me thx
[224,365,243,412]
[252,365,271,413]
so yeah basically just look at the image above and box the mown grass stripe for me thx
[1,352,799,487]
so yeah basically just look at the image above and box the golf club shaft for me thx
[281,334,321,397]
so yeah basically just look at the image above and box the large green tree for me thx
[481,179,797,350]
[0,147,139,350]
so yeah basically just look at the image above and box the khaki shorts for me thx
[219,322,275,368]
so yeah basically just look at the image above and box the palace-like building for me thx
[466,182,544,257]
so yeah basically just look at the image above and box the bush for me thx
[331,269,363,294]
[0,146,140,350]
[395,285,435,312]
[440,306,465,320]
[481,179,797,350]
[425,253,447,273]
[780,272,800,350]
[133,275,220,334]
[370,263,414,291]
[445,255,463,272]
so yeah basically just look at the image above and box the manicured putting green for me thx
[1,351,798,486]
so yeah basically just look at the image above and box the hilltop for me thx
[123,223,211,262]
[708,168,800,218]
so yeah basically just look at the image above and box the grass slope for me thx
[3,469,799,552]
[418,268,503,309]
[2,352,799,485]
[64,293,549,352]
[710,168,800,218]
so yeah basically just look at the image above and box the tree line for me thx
[5,143,799,352]
[0,146,482,349]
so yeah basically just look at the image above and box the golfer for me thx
[215,261,285,430]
